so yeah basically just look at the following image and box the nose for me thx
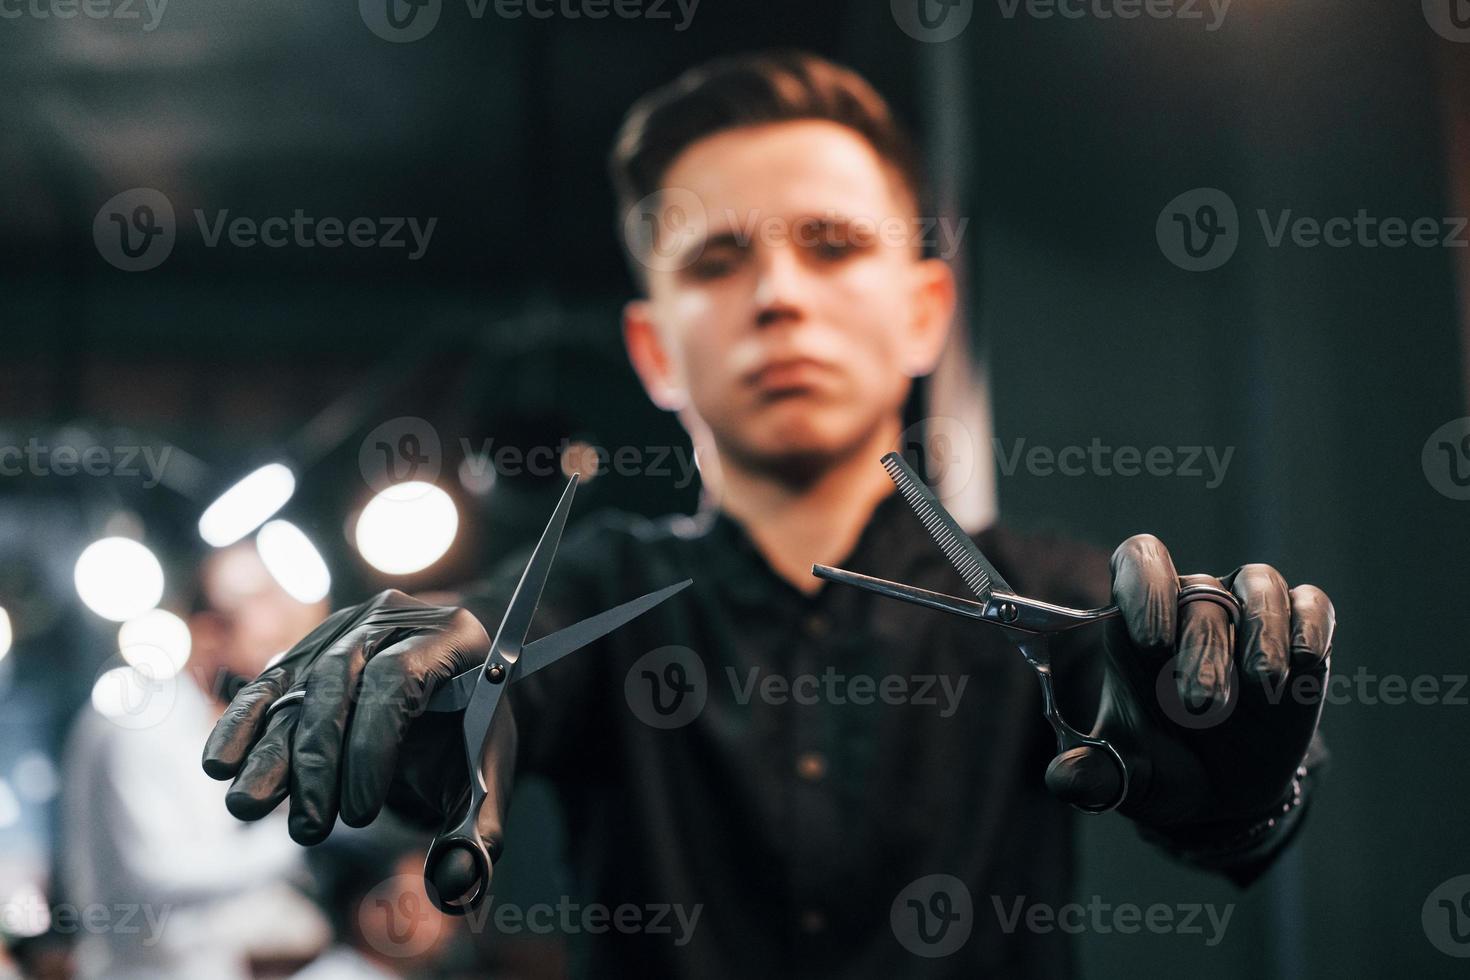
[752,245,805,329]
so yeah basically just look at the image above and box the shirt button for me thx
[795,751,827,782]
[799,909,827,934]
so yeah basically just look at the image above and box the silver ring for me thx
[1176,583,1243,624]
[265,689,306,719]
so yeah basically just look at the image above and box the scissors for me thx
[811,451,1242,815]
[324,473,691,914]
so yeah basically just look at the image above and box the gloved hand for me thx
[201,589,517,902]
[1045,534,1336,843]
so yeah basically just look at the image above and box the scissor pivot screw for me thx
[488,664,505,683]
[997,602,1019,623]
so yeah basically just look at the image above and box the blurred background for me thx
[2,0,1470,976]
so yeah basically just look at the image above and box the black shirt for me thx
[464,489,1124,979]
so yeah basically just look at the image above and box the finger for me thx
[202,668,292,780]
[1174,572,1235,711]
[1224,563,1292,686]
[1288,584,1335,673]
[1110,534,1180,653]
[225,707,298,820]
[340,634,446,827]
[201,606,357,779]
[1044,745,1125,811]
[288,629,375,845]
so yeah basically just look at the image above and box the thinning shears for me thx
[812,452,1241,815]
[420,473,689,912]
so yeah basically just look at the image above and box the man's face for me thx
[624,120,953,482]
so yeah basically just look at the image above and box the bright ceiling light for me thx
[198,463,296,547]
[256,520,332,604]
[0,606,11,663]
[91,664,176,729]
[74,538,165,622]
[119,609,192,674]
[355,481,459,575]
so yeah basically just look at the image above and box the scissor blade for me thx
[461,475,579,747]
[811,563,991,622]
[427,578,693,712]
[880,451,1014,599]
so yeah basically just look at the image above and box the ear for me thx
[899,257,958,377]
[622,299,689,411]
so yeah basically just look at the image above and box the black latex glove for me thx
[1044,534,1336,838]
[201,589,516,900]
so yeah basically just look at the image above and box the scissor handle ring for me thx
[423,832,493,916]
[1061,733,1129,815]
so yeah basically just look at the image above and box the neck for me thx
[715,418,902,595]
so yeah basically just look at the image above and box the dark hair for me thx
[609,50,928,271]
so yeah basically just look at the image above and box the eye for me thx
[685,243,743,280]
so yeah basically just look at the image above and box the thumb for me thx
[1045,745,1125,811]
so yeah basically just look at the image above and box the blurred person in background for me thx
[295,825,455,980]
[60,541,333,980]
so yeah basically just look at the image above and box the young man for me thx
[203,51,1335,978]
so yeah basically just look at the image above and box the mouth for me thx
[744,356,835,394]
